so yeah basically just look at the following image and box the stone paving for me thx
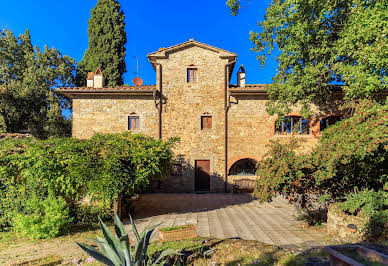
[124,193,334,251]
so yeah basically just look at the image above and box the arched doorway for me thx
[228,158,257,176]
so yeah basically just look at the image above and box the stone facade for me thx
[72,95,158,139]
[57,39,342,193]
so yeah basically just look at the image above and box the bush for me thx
[12,193,72,239]
[255,99,387,230]
[255,139,313,202]
[338,189,388,237]
[0,132,176,236]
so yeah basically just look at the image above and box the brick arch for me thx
[227,155,259,173]
[311,111,346,137]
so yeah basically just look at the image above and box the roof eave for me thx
[55,90,156,99]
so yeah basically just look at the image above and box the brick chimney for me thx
[237,65,245,87]
[86,68,105,88]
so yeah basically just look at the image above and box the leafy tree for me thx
[227,0,388,116]
[256,99,387,203]
[77,0,127,87]
[0,29,75,138]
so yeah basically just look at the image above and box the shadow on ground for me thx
[132,193,256,219]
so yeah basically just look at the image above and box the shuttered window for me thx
[187,68,198,82]
[201,116,212,129]
[128,116,140,130]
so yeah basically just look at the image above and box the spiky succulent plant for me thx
[77,213,177,265]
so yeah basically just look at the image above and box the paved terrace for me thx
[124,193,335,251]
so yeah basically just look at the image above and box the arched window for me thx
[275,116,310,135]
[320,116,343,131]
[229,158,257,176]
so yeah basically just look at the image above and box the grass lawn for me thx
[0,226,331,265]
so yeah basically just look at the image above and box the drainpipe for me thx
[224,58,237,193]
[149,58,163,140]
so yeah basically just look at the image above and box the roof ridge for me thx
[147,39,237,57]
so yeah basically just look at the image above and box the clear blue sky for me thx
[0,0,278,86]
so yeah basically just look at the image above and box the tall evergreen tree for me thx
[77,0,127,87]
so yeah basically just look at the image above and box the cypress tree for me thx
[77,0,127,87]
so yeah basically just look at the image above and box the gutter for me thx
[148,57,163,140]
[224,57,237,193]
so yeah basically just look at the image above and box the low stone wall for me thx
[0,133,33,140]
[327,204,368,241]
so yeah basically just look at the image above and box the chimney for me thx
[93,68,105,88]
[237,65,245,87]
[87,72,94,87]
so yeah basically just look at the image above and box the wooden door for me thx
[195,160,210,191]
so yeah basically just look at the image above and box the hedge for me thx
[0,132,177,238]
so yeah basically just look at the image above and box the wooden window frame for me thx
[128,115,140,130]
[187,68,198,82]
[201,115,212,130]
[274,116,310,135]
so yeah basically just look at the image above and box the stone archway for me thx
[228,157,258,176]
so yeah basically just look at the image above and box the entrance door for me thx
[195,160,210,191]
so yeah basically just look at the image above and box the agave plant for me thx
[77,213,177,265]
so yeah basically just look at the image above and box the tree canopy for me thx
[228,0,388,116]
[0,29,75,138]
[77,0,127,87]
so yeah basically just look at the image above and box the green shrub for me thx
[0,132,176,235]
[338,189,388,237]
[70,201,112,224]
[255,139,314,202]
[256,100,387,203]
[12,193,72,239]
[338,189,388,216]
[255,100,387,231]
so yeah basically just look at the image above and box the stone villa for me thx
[57,39,345,193]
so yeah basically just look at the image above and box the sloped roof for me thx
[147,39,237,59]
[56,85,156,98]
[229,84,348,95]
[229,84,268,95]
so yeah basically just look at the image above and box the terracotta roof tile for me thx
[229,84,268,92]
[56,85,156,93]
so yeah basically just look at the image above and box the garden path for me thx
[125,193,336,252]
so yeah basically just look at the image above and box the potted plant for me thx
[159,224,197,242]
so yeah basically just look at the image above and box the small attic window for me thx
[187,68,197,82]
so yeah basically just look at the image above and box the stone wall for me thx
[327,204,368,241]
[153,46,230,192]
[72,95,158,139]
[227,95,322,171]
